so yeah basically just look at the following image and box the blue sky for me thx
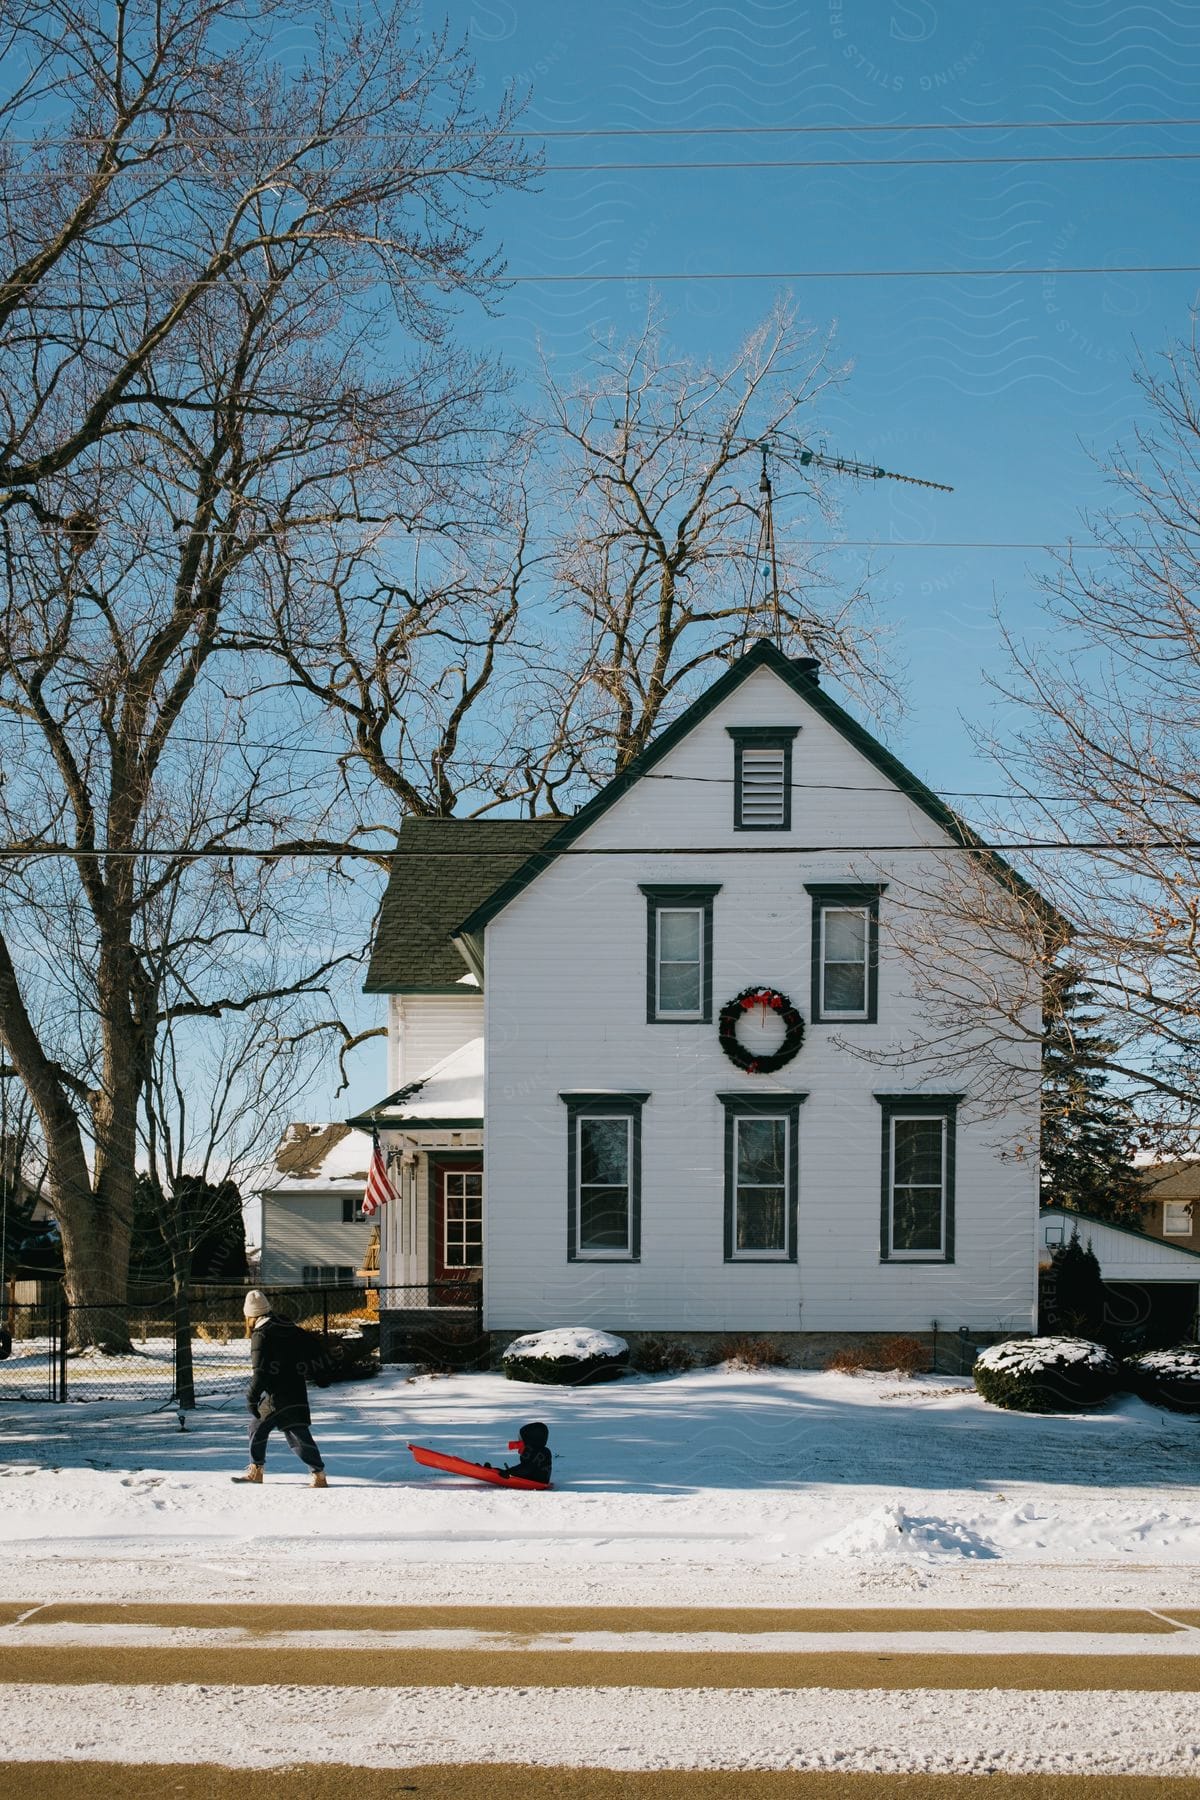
[450,0,1200,775]
[329,0,1200,1122]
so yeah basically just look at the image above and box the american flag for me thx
[362,1139,396,1217]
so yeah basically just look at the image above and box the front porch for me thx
[349,1037,484,1361]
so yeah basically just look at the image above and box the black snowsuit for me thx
[501,1421,552,1484]
[246,1313,334,1472]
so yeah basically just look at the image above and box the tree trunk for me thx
[58,1199,133,1351]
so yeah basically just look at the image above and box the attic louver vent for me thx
[739,747,787,825]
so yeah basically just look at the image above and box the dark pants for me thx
[247,1413,324,1472]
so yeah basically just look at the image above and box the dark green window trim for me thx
[560,1091,650,1264]
[726,726,800,831]
[639,884,721,1024]
[718,1090,806,1264]
[875,1093,962,1265]
[805,883,886,1024]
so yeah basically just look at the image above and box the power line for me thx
[0,720,1156,803]
[506,264,1200,283]
[519,117,1200,139]
[0,265,1190,294]
[19,116,1200,145]
[1,839,1196,860]
[543,151,1200,171]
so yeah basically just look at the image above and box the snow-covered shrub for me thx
[632,1333,697,1375]
[715,1333,790,1370]
[502,1327,630,1386]
[973,1335,1118,1413]
[1124,1344,1200,1415]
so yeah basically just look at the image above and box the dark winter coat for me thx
[501,1421,552,1485]
[247,1314,334,1428]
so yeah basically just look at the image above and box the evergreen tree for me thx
[130,1175,247,1292]
[1039,1229,1106,1339]
[1041,964,1146,1226]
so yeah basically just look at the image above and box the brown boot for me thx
[232,1464,264,1484]
[310,1470,328,1489]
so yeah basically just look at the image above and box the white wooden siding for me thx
[1042,1207,1200,1283]
[389,994,484,1087]
[259,1193,372,1285]
[482,664,1040,1334]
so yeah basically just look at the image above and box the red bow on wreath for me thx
[718,985,805,1074]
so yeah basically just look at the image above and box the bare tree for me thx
[858,319,1200,1154]
[0,0,534,1345]
[142,940,335,1405]
[254,469,552,820]
[531,301,898,790]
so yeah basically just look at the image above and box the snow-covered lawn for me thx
[0,1335,252,1404]
[2,1364,1199,1609]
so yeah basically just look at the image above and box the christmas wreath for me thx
[717,986,805,1074]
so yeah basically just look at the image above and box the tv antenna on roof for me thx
[669,425,953,652]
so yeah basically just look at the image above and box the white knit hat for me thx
[243,1289,271,1319]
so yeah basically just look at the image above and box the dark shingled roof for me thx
[364,817,564,993]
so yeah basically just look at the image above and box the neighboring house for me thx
[1137,1159,1200,1254]
[352,639,1045,1348]
[1041,1204,1200,1345]
[256,1123,375,1287]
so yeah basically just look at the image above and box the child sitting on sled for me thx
[487,1421,552,1485]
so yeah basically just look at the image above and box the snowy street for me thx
[1,1366,1199,1785]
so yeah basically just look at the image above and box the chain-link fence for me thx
[0,1281,486,1404]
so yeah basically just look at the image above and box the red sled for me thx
[407,1442,551,1490]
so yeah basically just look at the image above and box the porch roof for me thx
[347,1036,483,1133]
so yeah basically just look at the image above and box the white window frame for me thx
[820,903,871,1020]
[888,1113,948,1260]
[442,1169,483,1268]
[575,1112,633,1259]
[655,904,705,1021]
[731,1112,791,1261]
[1163,1200,1193,1236]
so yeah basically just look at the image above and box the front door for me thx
[433,1163,483,1305]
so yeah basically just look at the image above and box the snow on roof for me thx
[370,1036,484,1129]
[257,1121,371,1196]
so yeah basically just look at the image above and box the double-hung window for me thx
[805,883,885,1022]
[727,727,799,830]
[719,1092,806,1262]
[640,884,720,1022]
[1163,1201,1193,1236]
[561,1092,649,1261]
[876,1094,961,1263]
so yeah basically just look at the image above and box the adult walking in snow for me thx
[235,1290,333,1487]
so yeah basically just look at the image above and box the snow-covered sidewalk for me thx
[1,1365,1198,1610]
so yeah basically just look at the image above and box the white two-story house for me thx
[352,639,1043,1349]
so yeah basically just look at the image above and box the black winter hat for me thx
[518,1422,549,1449]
